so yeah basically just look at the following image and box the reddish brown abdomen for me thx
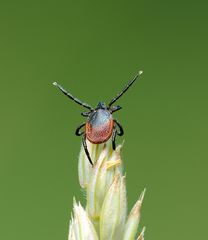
[86,109,114,144]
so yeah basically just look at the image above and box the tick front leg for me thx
[81,111,91,117]
[75,123,85,136]
[112,127,117,150]
[114,119,124,136]
[82,134,93,166]
[110,105,122,113]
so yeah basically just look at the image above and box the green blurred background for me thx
[0,0,207,239]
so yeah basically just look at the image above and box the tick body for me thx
[86,107,114,144]
[53,71,143,165]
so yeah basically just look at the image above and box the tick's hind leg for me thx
[114,119,124,136]
[112,120,124,150]
[82,134,93,166]
[112,127,117,150]
[75,124,93,165]
[75,123,85,136]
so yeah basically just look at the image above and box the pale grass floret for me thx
[68,140,145,240]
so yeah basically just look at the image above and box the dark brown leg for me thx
[81,111,91,117]
[75,123,85,136]
[53,82,93,110]
[110,105,122,113]
[108,71,143,107]
[82,134,93,166]
[112,127,117,150]
[114,119,124,136]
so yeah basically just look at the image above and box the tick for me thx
[53,71,143,165]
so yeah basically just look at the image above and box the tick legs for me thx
[75,124,93,165]
[112,127,117,150]
[75,123,93,165]
[112,120,124,150]
[110,105,122,113]
[75,123,85,136]
[81,111,91,117]
[82,134,93,166]
[114,119,124,136]
[53,82,93,110]
[108,71,143,107]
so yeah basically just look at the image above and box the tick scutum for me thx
[86,109,114,144]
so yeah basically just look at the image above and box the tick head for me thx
[97,101,106,109]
